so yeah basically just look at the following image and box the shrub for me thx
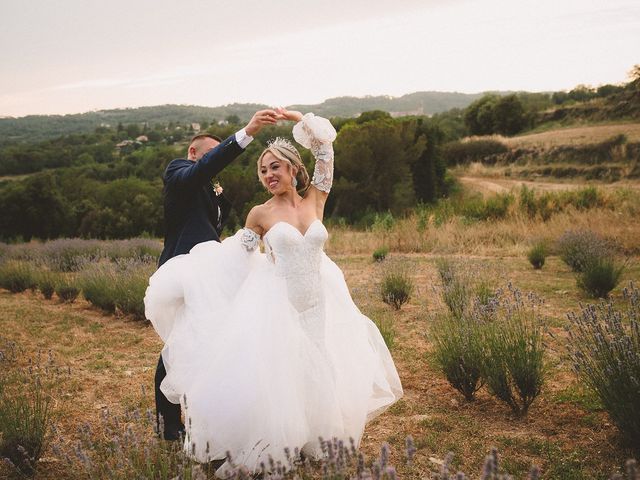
[36,270,58,300]
[482,284,546,416]
[435,258,470,319]
[460,193,513,221]
[431,313,485,401]
[380,267,413,310]
[0,261,38,293]
[373,313,396,350]
[80,261,153,319]
[557,229,612,272]
[519,185,537,218]
[373,246,389,262]
[55,278,80,303]
[79,265,117,313]
[0,375,52,476]
[577,256,625,298]
[441,138,509,166]
[567,283,640,448]
[113,260,153,319]
[527,242,547,269]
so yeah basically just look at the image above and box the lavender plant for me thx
[0,375,52,477]
[567,282,640,448]
[527,242,547,270]
[79,260,154,319]
[576,255,625,298]
[36,269,58,300]
[54,276,80,303]
[435,258,470,319]
[0,237,161,272]
[481,284,546,416]
[0,260,38,293]
[557,229,613,273]
[431,311,486,401]
[0,346,59,478]
[380,267,413,310]
[373,246,390,262]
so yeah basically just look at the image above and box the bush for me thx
[80,261,153,319]
[527,242,547,269]
[36,270,58,300]
[482,284,546,416]
[55,278,80,303]
[435,258,470,319]
[577,256,625,298]
[567,283,640,448]
[79,265,117,313]
[380,267,413,310]
[0,375,52,476]
[460,193,513,221]
[557,229,613,272]
[431,313,485,401]
[441,138,509,166]
[0,261,38,293]
[373,246,389,262]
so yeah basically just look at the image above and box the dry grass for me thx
[327,205,640,257]
[504,123,640,149]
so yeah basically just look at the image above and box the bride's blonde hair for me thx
[257,138,310,192]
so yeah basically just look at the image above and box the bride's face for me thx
[260,152,295,195]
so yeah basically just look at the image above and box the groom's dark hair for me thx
[189,133,223,145]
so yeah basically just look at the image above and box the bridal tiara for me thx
[267,137,299,156]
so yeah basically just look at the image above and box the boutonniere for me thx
[211,180,223,196]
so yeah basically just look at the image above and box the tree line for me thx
[0,112,452,241]
[2,67,637,242]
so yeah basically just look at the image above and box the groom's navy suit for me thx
[155,134,245,439]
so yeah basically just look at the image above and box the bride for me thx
[144,109,403,474]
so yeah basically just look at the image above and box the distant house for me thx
[136,135,149,143]
[390,107,425,118]
[116,140,134,149]
[191,123,201,133]
[217,120,229,126]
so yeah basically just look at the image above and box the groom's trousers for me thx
[154,354,184,440]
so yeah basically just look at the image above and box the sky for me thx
[0,0,638,117]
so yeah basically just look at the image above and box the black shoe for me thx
[163,423,185,441]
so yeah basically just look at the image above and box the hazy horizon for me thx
[1,0,638,118]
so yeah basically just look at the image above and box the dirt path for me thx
[459,175,640,195]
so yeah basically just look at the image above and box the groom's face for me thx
[188,137,220,161]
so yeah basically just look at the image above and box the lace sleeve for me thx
[240,228,260,251]
[293,113,337,193]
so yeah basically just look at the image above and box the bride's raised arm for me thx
[293,112,336,197]
[277,108,337,208]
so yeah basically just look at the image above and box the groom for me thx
[155,109,278,440]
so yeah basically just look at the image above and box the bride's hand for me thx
[275,107,303,122]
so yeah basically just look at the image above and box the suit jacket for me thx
[158,134,243,267]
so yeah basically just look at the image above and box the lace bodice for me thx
[263,220,328,315]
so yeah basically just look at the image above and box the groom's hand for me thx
[245,110,279,137]
[275,107,303,122]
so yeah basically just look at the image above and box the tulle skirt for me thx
[144,232,402,473]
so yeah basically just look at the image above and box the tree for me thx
[412,120,447,203]
[493,95,527,135]
[332,117,425,219]
[464,94,528,136]
[464,95,499,135]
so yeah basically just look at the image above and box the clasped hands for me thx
[244,107,303,136]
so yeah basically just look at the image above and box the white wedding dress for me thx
[144,116,403,475]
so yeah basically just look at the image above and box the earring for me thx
[291,177,298,188]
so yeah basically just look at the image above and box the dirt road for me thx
[459,175,640,195]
